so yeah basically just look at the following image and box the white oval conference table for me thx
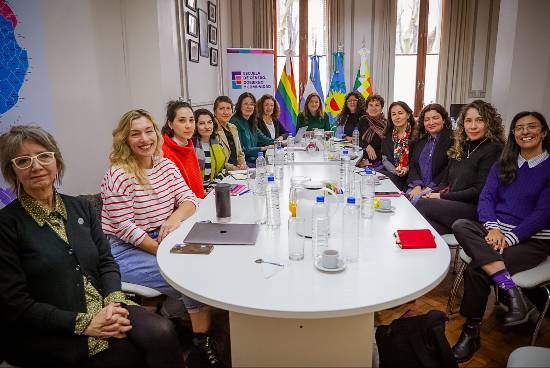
[158,164,450,367]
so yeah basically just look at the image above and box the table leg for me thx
[229,312,374,367]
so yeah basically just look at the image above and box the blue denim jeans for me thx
[108,229,205,316]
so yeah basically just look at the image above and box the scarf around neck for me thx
[362,114,387,144]
[392,124,412,168]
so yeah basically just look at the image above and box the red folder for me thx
[396,229,436,249]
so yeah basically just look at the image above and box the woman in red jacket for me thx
[161,100,205,198]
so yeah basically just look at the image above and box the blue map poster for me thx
[0,0,52,208]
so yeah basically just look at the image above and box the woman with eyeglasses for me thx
[256,94,288,140]
[191,108,227,193]
[416,100,505,235]
[296,92,331,131]
[101,110,223,367]
[161,100,205,199]
[230,92,274,167]
[450,111,550,363]
[335,91,368,141]
[378,101,416,191]
[406,104,454,203]
[0,125,184,367]
[213,95,247,171]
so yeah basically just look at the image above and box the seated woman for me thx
[230,92,274,167]
[161,100,205,199]
[407,103,454,202]
[191,108,227,193]
[357,94,387,168]
[416,100,505,235]
[101,110,222,367]
[296,92,331,131]
[451,111,550,363]
[257,94,288,140]
[378,101,416,191]
[213,96,247,171]
[0,125,183,368]
[335,91,368,141]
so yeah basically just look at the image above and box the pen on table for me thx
[239,189,250,196]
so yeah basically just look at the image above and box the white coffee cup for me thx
[321,249,339,269]
[379,198,392,210]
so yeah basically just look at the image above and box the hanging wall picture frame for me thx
[208,25,217,45]
[186,12,197,37]
[188,39,199,62]
[198,9,209,57]
[208,1,217,23]
[186,0,196,11]
[210,48,218,66]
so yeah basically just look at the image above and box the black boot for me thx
[503,287,537,326]
[186,333,224,368]
[452,321,480,363]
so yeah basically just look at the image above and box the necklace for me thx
[467,137,488,158]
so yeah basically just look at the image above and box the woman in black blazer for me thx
[0,126,183,368]
[256,94,288,140]
[407,104,454,202]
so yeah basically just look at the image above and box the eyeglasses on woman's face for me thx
[513,123,542,134]
[11,152,56,170]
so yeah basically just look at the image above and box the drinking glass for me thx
[288,217,306,261]
[247,168,256,191]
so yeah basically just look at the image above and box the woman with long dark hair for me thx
[256,94,288,140]
[416,100,505,234]
[378,101,416,191]
[407,104,454,202]
[450,111,550,363]
[335,91,368,141]
[230,92,274,167]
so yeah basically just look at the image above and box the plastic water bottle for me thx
[342,196,360,262]
[339,149,351,194]
[255,152,266,195]
[274,144,285,179]
[265,176,281,227]
[312,195,330,259]
[361,168,375,219]
[352,127,360,150]
[286,134,295,162]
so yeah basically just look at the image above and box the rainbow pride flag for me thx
[275,55,298,134]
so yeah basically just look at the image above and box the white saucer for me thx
[314,258,347,272]
[375,206,396,213]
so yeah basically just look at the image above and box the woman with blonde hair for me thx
[416,100,505,235]
[296,92,331,131]
[100,109,223,367]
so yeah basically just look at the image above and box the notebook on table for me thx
[395,229,436,249]
[183,223,259,245]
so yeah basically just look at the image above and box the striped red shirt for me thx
[100,157,198,245]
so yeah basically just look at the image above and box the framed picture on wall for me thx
[198,9,209,57]
[210,48,218,66]
[186,12,197,37]
[188,39,199,62]
[208,25,217,45]
[208,1,217,23]
[186,0,196,11]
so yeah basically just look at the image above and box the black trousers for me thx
[7,305,183,368]
[415,198,477,235]
[452,219,549,319]
[378,169,408,191]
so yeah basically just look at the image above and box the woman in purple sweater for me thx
[450,111,550,363]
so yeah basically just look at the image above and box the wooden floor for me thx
[376,252,550,367]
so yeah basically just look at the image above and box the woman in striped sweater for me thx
[100,109,223,367]
[450,111,550,363]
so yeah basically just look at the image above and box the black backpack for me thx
[375,310,458,368]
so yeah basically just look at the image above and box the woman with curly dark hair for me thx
[416,100,505,234]
[256,94,288,140]
[357,94,387,168]
[335,91,368,141]
[407,103,454,202]
[450,111,550,363]
[378,101,416,190]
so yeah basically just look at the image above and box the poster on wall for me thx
[0,0,54,208]
[226,48,274,102]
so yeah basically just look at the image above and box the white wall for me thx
[491,0,550,125]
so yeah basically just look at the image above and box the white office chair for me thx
[507,346,550,367]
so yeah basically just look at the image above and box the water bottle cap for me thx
[342,149,349,155]
[316,195,325,203]
[354,127,358,131]
[365,168,374,175]
[267,176,275,182]
[258,152,264,157]
[347,196,356,204]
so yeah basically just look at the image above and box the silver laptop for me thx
[293,126,308,143]
[183,222,259,245]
